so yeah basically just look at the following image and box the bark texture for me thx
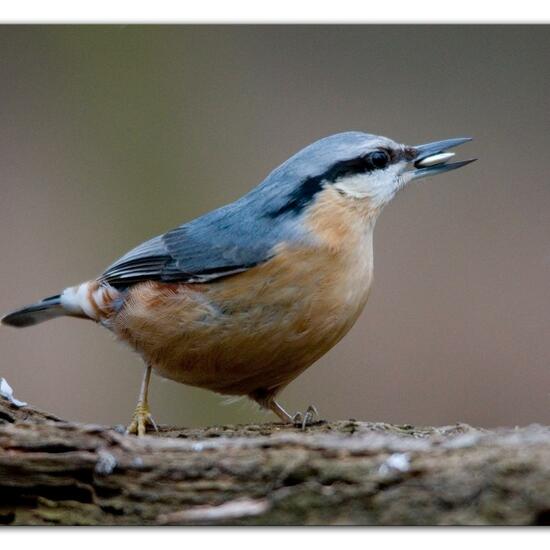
[1,395,550,526]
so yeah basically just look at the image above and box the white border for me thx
[4,530,550,547]
[1,1,547,540]
[0,1,549,23]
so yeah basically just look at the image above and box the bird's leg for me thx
[126,365,158,436]
[268,399,293,423]
[249,389,320,430]
[268,400,319,430]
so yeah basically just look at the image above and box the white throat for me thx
[332,163,405,208]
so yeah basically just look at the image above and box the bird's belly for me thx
[112,245,373,395]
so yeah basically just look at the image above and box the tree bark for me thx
[1,394,549,525]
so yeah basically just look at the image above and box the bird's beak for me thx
[409,137,476,180]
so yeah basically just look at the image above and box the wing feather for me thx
[100,202,287,288]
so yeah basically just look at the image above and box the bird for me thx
[1,132,475,435]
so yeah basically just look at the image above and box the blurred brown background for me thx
[0,25,548,428]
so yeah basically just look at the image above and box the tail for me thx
[1,294,65,328]
[2,282,121,328]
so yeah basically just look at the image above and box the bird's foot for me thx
[291,405,319,430]
[126,402,158,436]
[265,398,321,429]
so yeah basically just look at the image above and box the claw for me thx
[292,405,318,430]
[126,402,158,436]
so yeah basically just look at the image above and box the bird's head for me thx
[259,132,475,221]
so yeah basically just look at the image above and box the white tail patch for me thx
[61,281,120,321]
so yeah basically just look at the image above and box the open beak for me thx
[410,137,476,180]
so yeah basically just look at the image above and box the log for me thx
[1,393,550,525]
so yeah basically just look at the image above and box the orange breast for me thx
[112,188,378,397]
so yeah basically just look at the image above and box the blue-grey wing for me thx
[100,199,298,288]
[100,136,338,288]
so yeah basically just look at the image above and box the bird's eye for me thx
[368,150,390,170]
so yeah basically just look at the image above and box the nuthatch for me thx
[2,132,475,434]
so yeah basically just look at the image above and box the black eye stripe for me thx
[322,150,391,182]
[266,148,398,219]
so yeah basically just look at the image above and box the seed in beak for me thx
[415,151,455,168]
